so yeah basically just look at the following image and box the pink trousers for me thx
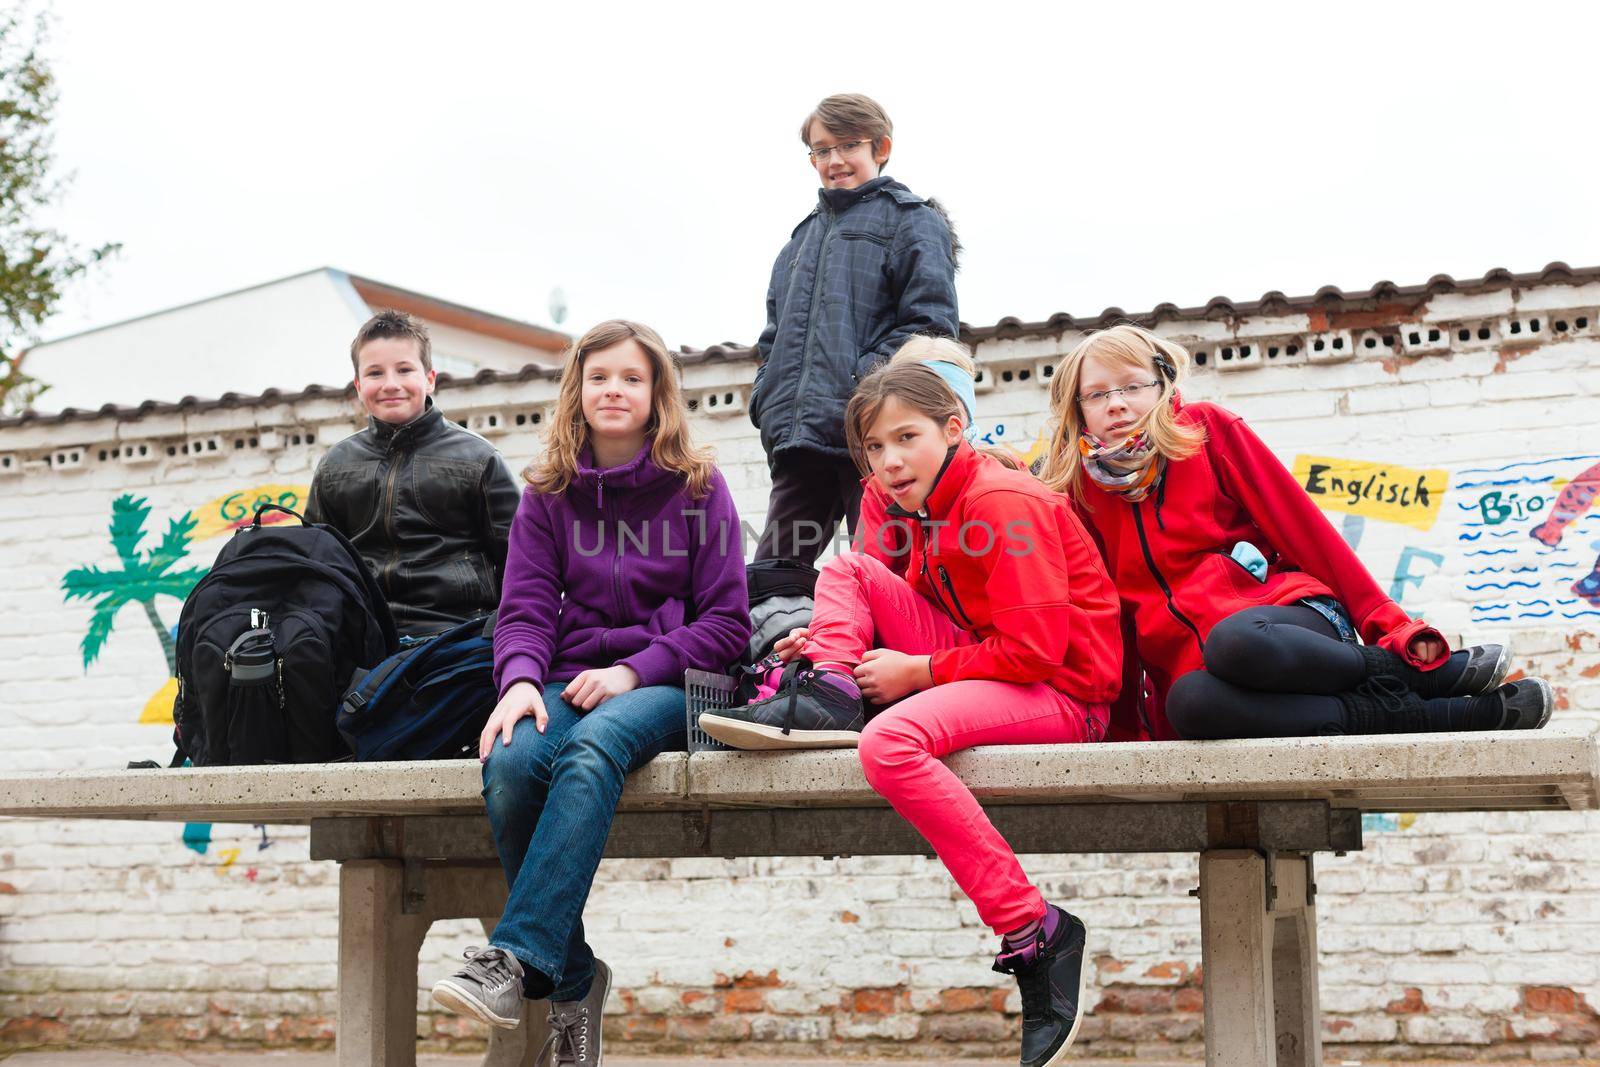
[807,553,1106,935]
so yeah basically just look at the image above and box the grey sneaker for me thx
[698,659,865,750]
[431,945,525,1030]
[539,957,611,1066]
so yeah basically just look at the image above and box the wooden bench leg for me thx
[337,860,428,1067]
[1199,851,1324,1067]
[479,915,550,1067]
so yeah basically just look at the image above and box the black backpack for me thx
[172,504,397,766]
[337,613,497,761]
[736,559,820,698]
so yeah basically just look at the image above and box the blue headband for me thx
[923,359,979,441]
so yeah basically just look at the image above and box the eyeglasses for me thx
[808,140,872,163]
[1078,380,1161,407]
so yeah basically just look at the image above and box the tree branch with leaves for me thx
[0,5,118,413]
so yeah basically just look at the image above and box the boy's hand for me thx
[855,649,932,704]
[773,626,811,663]
[480,681,547,762]
[1408,632,1447,665]
[563,665,640,711]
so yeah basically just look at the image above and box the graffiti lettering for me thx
[1476,490,1547,526]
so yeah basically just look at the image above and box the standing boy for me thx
[305,309,520,637]
[750,93,960,565]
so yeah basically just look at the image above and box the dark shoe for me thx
[1357,642,1510,698]
[697,659,865,750]
[1482,678,1554,730]
[992,905,1087,1067]
[539,957,610,1066]
[431,945,525,1030]
[1339,675,1552,733]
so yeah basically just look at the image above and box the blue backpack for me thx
[337,613,497,761]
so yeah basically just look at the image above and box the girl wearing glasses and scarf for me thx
[1041,324,1551,742]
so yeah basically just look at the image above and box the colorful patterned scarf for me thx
[1079,430,1164,502]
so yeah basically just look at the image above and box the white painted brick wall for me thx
[1,287,1598,1058]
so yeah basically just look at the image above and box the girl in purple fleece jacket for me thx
[430,320,750,1060]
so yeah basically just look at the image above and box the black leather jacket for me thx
[305,400,521,637]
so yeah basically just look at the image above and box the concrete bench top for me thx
[1,720,1595,824]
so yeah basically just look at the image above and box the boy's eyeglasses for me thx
[1078,380,1162,408]
[808,140,872,162]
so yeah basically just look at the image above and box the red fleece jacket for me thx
[1076,400,1445,740]
[860,442,1123,703]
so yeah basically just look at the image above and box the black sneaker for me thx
[992,905,1087,1067]
[1482,677,1554,730]
[1342,675,1554,733]
[697,659,865,750]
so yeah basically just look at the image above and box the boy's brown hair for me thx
[800,93,893,161]
[350,309,432,374]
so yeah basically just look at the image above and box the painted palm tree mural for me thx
[61,494,206,673]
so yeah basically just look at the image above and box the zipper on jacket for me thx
[1131,502,1204,658]
[936,565,975,628]
[602,473,624,626]
[786,207,839,452]
[379,453,403,597]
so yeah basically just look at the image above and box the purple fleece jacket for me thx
[493,441,751,695]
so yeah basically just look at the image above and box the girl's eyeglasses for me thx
[1078,380,1161,408]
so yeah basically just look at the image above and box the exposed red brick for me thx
[840,910,859,923]
[721,988,766,1013]
[1174,987,1204,1014]
[1580,661,1600,678]
[1321,304,1423,330]
[723,937,734,947]
[614,1015,668,1039]
[731,969,782,988]
[1327,1018,1354,1034]
[0,1017,70,1043]
[1386,988,1428,1015]
[851,988,904,1014]
[1144,961,1189,981]
[1094,954,1128,974]
[681,990,709,1008]
[1096,986,1175,1015]
[988,988,1011,1013]
[1523,986,1593,1015]
[937,988,989,1013]
[0,881,16,893]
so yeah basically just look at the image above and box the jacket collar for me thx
[884,440,981,523]
[368,396,446,449]
[572,438,675,497]
[817,174,898,216]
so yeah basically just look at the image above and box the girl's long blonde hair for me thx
[1040,324,1206,499]
[525,319,716,498]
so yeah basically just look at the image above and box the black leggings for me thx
[1165,605,1364,739]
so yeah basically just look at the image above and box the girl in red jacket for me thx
[700,361,1119,1067]
[1042,324,1551,741]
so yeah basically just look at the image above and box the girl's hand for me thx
[1408,632,1447,665]
[855,649,932,704]
[562,664,640,711]
[480,681,547,762]
[773,626,811,663]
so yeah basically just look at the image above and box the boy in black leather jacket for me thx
[305,310,520,637]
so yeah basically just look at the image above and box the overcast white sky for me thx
[38,0,1600,353]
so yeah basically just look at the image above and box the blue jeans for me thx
[482,682,686,1000]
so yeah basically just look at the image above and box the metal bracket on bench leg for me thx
[401,859,426,915]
